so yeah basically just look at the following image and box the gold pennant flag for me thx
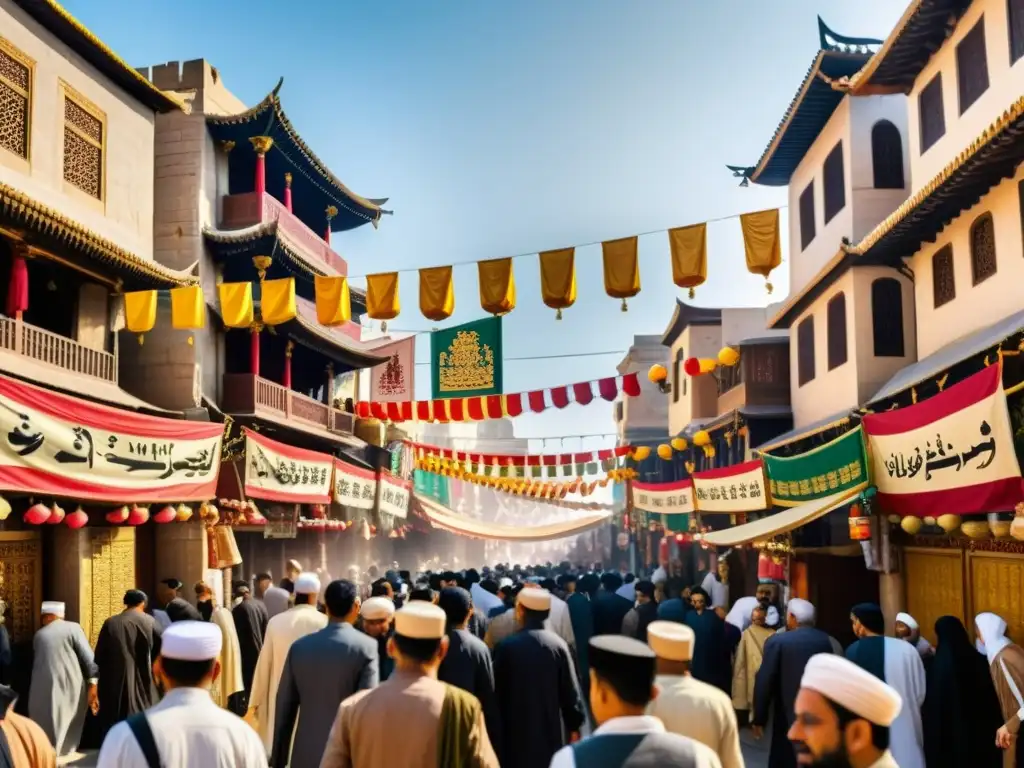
[478,257,516,315]
[366,273,401,320]
[740,209,782,293]
[419,266,454,321]
[601,236,640,310]
[668,223,707,299]
[314,275,351,326]
[170,285,205,330]
[539,248,576,319]
[261,277,297,325]
[218,282,254,329]
[124,290,157,335]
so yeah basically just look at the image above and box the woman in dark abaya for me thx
[923,615,1003,768]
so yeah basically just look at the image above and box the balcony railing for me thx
[222,373,355,436]
[0,317,116,382]
[220,192,348,274]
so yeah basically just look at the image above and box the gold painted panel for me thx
[969,553,1024,647]
[0,532,41,643]
[904,547,965,646]
[87,528,135,647]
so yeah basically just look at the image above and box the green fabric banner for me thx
[413,470,450,506]
[762,426,869,507]
[430,317,503,399]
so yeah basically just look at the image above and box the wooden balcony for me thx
[222,373,355,436]
[220,192,347,274]
[716,341,790,416]
[0,317,116,383]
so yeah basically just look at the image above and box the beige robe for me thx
[209,605,244,709]
[647,674,743,768]
[248,603,327,753]
[731,624,774,712]
[319,669,498,768]
[991,643,1024,768]
[1,710,56,768]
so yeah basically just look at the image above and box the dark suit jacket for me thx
[271,622,379,768]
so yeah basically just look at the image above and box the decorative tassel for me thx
[187,335,194,346]
[556,308,563,320]
[984,354,991,367]
[911,387,917,404]
[936,372,949,391]
[688,287,695,299]
[620,298,628,312]
[381,320,388,332]
[137,334,145,345]
[765,280,774,294]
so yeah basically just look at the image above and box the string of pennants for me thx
[417,458,637,498]
[356,372,641,423]
[405,440,633,467]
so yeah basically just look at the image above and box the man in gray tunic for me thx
[28,601,98,758]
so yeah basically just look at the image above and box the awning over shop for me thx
[868,309,1024,403]
[415,494,610,542]
[701,487,863,547]
[753,409,854,453]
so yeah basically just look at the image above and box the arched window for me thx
[871,278,904,357]
[673,348,684,403]
[871,121,905,189]
[970,212,997,285]
[932,245,955,307]
[827,292,848,370]
[797,316,815,386]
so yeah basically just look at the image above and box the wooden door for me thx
[85,527,136,647]
[967,551,1024,646]
[0,531,42,644]
[903,547,965,646]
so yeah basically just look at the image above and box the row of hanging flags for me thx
[631,364,1024,520]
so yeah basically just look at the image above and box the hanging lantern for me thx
[698,358,718,375]
[127,505,150,526]
[601,236,640,311]
[740,208,782,293]
[961,520,990,539]
[176,504,194,522]
[670,437,688,452]
[66,507,88,530]
[693,430,711,447]
[631,445,651,461]
[0,495,10,522]
[668,222,707,299]
[848,503,872,541]
[656,444,673,461]
[153,506,177,524]
[887,514,901,524]
[900,516,922,535]
[989,512,1012,539]
[106,506,129,525]
[47,503,66,525]
[717,346,740,367]
[539,248,577,319]
[936,514,961,533]
[647,364,668,384]
[24,503,51,525]
[683,357,702,377]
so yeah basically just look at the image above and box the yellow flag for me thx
[538,248,576,318]
[124,290,157,334]
[261,277,297,325]
[170,285,205,330]
[740,208,782,292]
[314,275,351,326]
[217,282,254,328]
[419,266,454,322]
[668,223,707,298]
[478,258,516,315]
[601,236,640,309]
[366,273,401,320]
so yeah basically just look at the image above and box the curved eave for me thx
[1,182,196,288]
[739,51,871,187]
[849,0,973,94]
[660,299,723,347]
[288,312,390,371]
[203,220,336,287]
[207,82,388,231]
[11,0,185,113]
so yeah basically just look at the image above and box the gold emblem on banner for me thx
[438,331,494,392]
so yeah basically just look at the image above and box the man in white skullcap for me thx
[321,602,498,767]
[894,612,933,658]
[644,621,742,768]
[28,601,97,758]
[753,598,836,768]
[360,595,396,680]
[96,621,265,767]
[491,589,585,768]
[789,653,902,767]
[247,572,327,754]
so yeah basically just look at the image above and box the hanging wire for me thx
[411,349,627,366]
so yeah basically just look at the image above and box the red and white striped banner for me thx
[243,429,333,504]
[632,479,695,515]
[692,459,771,512]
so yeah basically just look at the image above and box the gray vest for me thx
[570,732,706,767]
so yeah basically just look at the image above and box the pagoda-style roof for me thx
[207,79,390,233]
[660,299,722,347]
[726,19,882,187]
[286,297,388,370]
[1,182,195,289]
[10,0,185,113]
[850,0,975,94]
[769,94,1024,329]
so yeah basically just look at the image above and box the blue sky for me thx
[68,0,903,452]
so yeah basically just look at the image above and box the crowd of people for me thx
[2,558,1024,766]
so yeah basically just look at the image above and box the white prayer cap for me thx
[767,606,781,627]
[394,602,446,640]
[516,589,552,611]
[800,653,902,727]
[361,596,395,620]
[294,572,321,595]
[787,598,815,624]
[499,577,513,588]
[895,612,918,630]
[647,620,694,661]
[160,620,222,662]
[41,601,65,618]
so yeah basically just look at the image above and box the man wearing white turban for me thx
[789,653,902,767]
[895,612,933,658]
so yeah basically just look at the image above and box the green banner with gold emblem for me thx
[762,426,869,507]
[430,317,503,399]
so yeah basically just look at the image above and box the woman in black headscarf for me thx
[923,615,1003,768]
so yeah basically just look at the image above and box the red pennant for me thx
[511,455,526,466]
[386,401,402,422]
[621,372,641,397]
[573,452,594,463]
[559,454,573,465]
[542,455,557,466]
[468,397,486,421]
[550,386,570,409]
[400,402,414,421]
[356,401,372,418]
[370,402,387,420]
[504,394,524,418]
[615,446,631,457]
[486,396,503,419]
[527,455,541,466]
[597,448,613,461]
[598,377,619,401]
[528,390,546,413]
[449,399,465,422]
[416,401,432,421]
[573,382,594,405]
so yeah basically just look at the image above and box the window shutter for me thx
[797,316,815,386]
[919,74,946,153]
[827,293,848,370]
[932,245,956,308]
[823,142,845,223]
[871,279,905,358]
[871,121,904,189]
[970,212,997,285]
[799,182,816,250]
[956,18,990,114]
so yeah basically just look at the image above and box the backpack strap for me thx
[126,712,162,768]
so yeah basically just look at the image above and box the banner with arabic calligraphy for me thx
[333,459,377,510]
[243,429,333,504]
[762,427,870,507]
[369,336,415,403]
[379,474,411,519]
[430,316,503,399]
[862,365,1023,517]
[632,479,695,515]
[0,374,223,502]
[692,460,770,513]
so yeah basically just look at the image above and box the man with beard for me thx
[789,653,901,767]
[360,597,396,681]
[683,588,730,693]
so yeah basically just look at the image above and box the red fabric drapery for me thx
[6,252,28,318]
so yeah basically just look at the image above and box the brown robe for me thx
[990,643,1024,768]
[731,624,774,711]
[0,711,56,768]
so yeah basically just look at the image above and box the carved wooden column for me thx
[325,363,335,406]
[250,322,262,376]
[283,172,293,213]
[248,136,274,198]
[283,340,294,389]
